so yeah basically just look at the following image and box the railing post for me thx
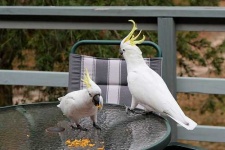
[157,17,177,142]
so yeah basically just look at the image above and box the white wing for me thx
[57,90,86,117]
[128,65,197,130]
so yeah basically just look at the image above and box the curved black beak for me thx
[92,94,100,106]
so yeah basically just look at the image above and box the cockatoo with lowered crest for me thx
[120,20,197,130]
[57,68,103,131]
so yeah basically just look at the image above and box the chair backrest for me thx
[68,40,163,106]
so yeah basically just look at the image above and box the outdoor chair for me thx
[68,40,162,107]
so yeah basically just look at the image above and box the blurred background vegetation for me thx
[1,0,225,149]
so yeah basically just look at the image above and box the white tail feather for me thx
[167,114,197,130]
[57,97,63,108]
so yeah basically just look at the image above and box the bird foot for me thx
[125,105,134,114]
[141,111,153,116]
[125,105,143,114]
[71,124,88,131]
[125,105,153,115]
[93,122,101,130]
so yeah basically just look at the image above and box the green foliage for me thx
[26,30,72,71]
[177,31,225,76]
[188,0,219,6]
[0,0,220,6]
[177,32,206,76]
[200,94,225,114]
[0,0,175,6]
[0,29,27,69]
[200,98,216,114]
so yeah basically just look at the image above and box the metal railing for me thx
[1,6,225,143]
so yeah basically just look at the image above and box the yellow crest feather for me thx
[124,20,145,45]
[81,68,91,88]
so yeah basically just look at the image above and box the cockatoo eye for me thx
[123,49,125,52]
[89,92,92,97]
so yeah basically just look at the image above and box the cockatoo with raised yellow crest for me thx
[120,20,197,130]
[57,69,103,131]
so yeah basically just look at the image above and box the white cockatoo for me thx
[57,69,103,131]
[120,20,197,130]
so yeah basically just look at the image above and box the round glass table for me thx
[0,102,171,150]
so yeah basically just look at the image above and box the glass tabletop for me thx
[0,102,171,150]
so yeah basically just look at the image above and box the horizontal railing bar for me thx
[1,7,225,31]
[177,77,225,94]
[177,24,225,32]
[0,70,68,87]
[1,71,225,95]
[1,21,225,31]
[1,6,225,18]
[177,125,225,142]
[0,21,157,30]
[2,21,225,32]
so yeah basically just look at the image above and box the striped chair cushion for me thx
[68,53,163,107]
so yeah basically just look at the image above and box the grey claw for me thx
[142,111,153,116]
[124,105,130,114]
[124,105,135,114]
[93,122,101,130]
[71,124,88,131]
